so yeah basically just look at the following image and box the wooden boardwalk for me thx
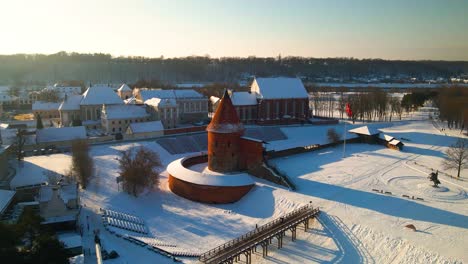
[199,204,320,264]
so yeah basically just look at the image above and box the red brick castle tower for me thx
[167,90,261,204]
[207,90,244,173]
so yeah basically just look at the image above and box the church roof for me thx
[251,77,308,99]
[80,85,123,106]
[206,90,244,133]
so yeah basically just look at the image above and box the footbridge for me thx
[199,204,320,264]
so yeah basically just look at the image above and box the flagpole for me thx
[343,119,346,158]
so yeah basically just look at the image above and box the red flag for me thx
[345,103,353,117]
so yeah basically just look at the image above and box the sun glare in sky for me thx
[1,0,468,60]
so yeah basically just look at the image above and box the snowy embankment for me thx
[11,120,468,263]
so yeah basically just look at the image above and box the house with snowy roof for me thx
[126,120,164,139]
[0,189,16,217]
[58,94,83,127]
[36,126,87,144]
[251,77,310,123]
[38,183,79,226]
[101,104,150,134]
[134,88,208,124]
[45,84,82,99]
[349,126,404,150]
[32,101,61,120]
[145,98,178,128]
[117,83,133,100]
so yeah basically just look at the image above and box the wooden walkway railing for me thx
[199,204,320,264]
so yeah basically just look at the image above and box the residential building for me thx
[134,89,208,124]
[145,98,178,128]
[117,83,133,100]
[45,84,82,99]
[126,120,164,139]
[58,94,83,127]
[101,104,150,134]
[32,101,61,119]
[38,183,79,227]
[36,126,87,144]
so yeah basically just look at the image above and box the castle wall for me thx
[239,138,264,170]
[168,175,253,204]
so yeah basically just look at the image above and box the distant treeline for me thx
[1,52,468,85]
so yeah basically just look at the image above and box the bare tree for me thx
[15,129,27,161]
[443,138,468,178]
[327,128,341,144]
[70,139,93,189]
[118,147,161,197]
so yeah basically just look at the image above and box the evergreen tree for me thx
[36,114,44,129]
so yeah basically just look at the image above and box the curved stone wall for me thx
[168,175,253,204]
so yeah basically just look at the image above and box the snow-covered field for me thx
[12,120,467,263]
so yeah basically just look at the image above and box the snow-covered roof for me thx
[251,77,308,99]
[128,121,164,133]
[348,126,380,136]
[144,98,177,108]
[174,89,204,98]
[124,97,137,104]
[379,134,394,142]
[36,126,87,143]
[59,184,78,204]
[118,84,132,92]
[240,136,264,143]
[80,85,123,105]
[103,105,149,120]
[139,89,173,101]
[167,157,255,187]
[58,232,82,249]
[32,101,61,111]
[231,92,258,106]
[38,186,53,202]
[389,139,403,146]
[210,96,220,104]
[59,95,83,111]
[0,189,15,214]
[139,89,204,102]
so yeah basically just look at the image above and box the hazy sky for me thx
[2,0,468,60]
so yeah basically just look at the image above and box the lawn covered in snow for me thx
[12,120,467,264]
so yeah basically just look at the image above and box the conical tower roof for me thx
[207,90,244,133]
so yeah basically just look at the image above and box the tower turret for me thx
[206,90,244,172]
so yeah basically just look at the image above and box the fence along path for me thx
[199,204,320,264]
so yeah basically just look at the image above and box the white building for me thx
[32,101,62,120]
[101,104,150,134]
[145,98,178,129]
[36,126,87,144]
[126,120,164,139]
[134,89,208,124]
[58,94,83,127]
[117,84,133,100]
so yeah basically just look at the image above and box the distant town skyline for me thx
[2,0,468,60]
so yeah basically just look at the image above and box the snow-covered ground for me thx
[11,120,467,263]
